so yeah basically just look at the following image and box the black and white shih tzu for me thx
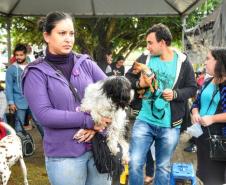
[80,76,134,161]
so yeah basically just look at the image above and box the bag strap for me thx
[45,54,89,103]
[151,101,165,120]
[207,127,213,139]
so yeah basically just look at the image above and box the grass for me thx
[8,128,50,185]
[6,128,202,185]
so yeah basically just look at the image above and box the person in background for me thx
[196,69,206,89]
[191,48,226,185]
[0,82,7,122]
[129,23,197,185]
[10,44,33,64]
[104,50,113,76]
[125,52,155,184]
[5,44,32,132]
[26,45,36,63]
[22,11,111,185]
[110,55,125,76]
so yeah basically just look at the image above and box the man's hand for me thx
[9,104,17,113]
[191,113,202,124]
[162,89,173,101]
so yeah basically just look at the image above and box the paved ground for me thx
[7,127,202,185]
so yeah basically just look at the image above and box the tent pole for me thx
[6,16,12,63]
[181,16,187,51]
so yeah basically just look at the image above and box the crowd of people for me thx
[0,11,226,185]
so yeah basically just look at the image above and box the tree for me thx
[186,0,222,28]
[74,17,182,70]
[1,16,182,70]
[1,0,222,69]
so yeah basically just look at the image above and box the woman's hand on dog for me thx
[73,129,96,142]
[94,117,112,132]
[73,117,112,142]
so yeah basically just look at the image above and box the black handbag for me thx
[92,133,124,177]
[208,128,226,161]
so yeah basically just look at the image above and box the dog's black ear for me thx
[102,76,131,109]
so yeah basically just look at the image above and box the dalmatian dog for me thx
[0,122,28,185]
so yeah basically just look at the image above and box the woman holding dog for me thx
[22,12,111,185]
[191,48,226,185]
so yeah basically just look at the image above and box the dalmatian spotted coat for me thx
[0,122,28,185]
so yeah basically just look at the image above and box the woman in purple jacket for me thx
[22,12,111,185]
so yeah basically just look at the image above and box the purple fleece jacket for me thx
[22,54,106,157]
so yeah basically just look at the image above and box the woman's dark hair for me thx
[146,23,172,46]
[13,44,27,55]
[38,11,73,33]
[211,47,226,82]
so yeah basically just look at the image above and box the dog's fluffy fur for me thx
[81,76,133,161]
[0,122,28,185]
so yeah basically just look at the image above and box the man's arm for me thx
[5,66,15,105]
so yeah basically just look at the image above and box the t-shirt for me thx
[200,82,220,116]
[110,62,125,76]
[137,52,178,127]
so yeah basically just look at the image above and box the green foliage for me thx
[74,17,182,61]
[11,16,42,47]
[0,0,222,67]
[186,0,223,28]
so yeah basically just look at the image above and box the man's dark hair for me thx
[116,55,125,62]
[13,44,27,55]
[146,23,172,46]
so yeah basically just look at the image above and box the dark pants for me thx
[196,134,226,185]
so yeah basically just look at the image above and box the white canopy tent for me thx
[0,0,206,17]
[0,0,206,60]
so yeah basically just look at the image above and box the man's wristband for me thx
[136,80,140,89]
[173,90,177,99]
[142,70,154,77]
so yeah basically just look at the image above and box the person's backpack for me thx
[17,121,35,157]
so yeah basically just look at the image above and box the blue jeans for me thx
[15,109,27,132]
[129,119,180,185]
[45,151,112,185]
[15,109,44,137]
